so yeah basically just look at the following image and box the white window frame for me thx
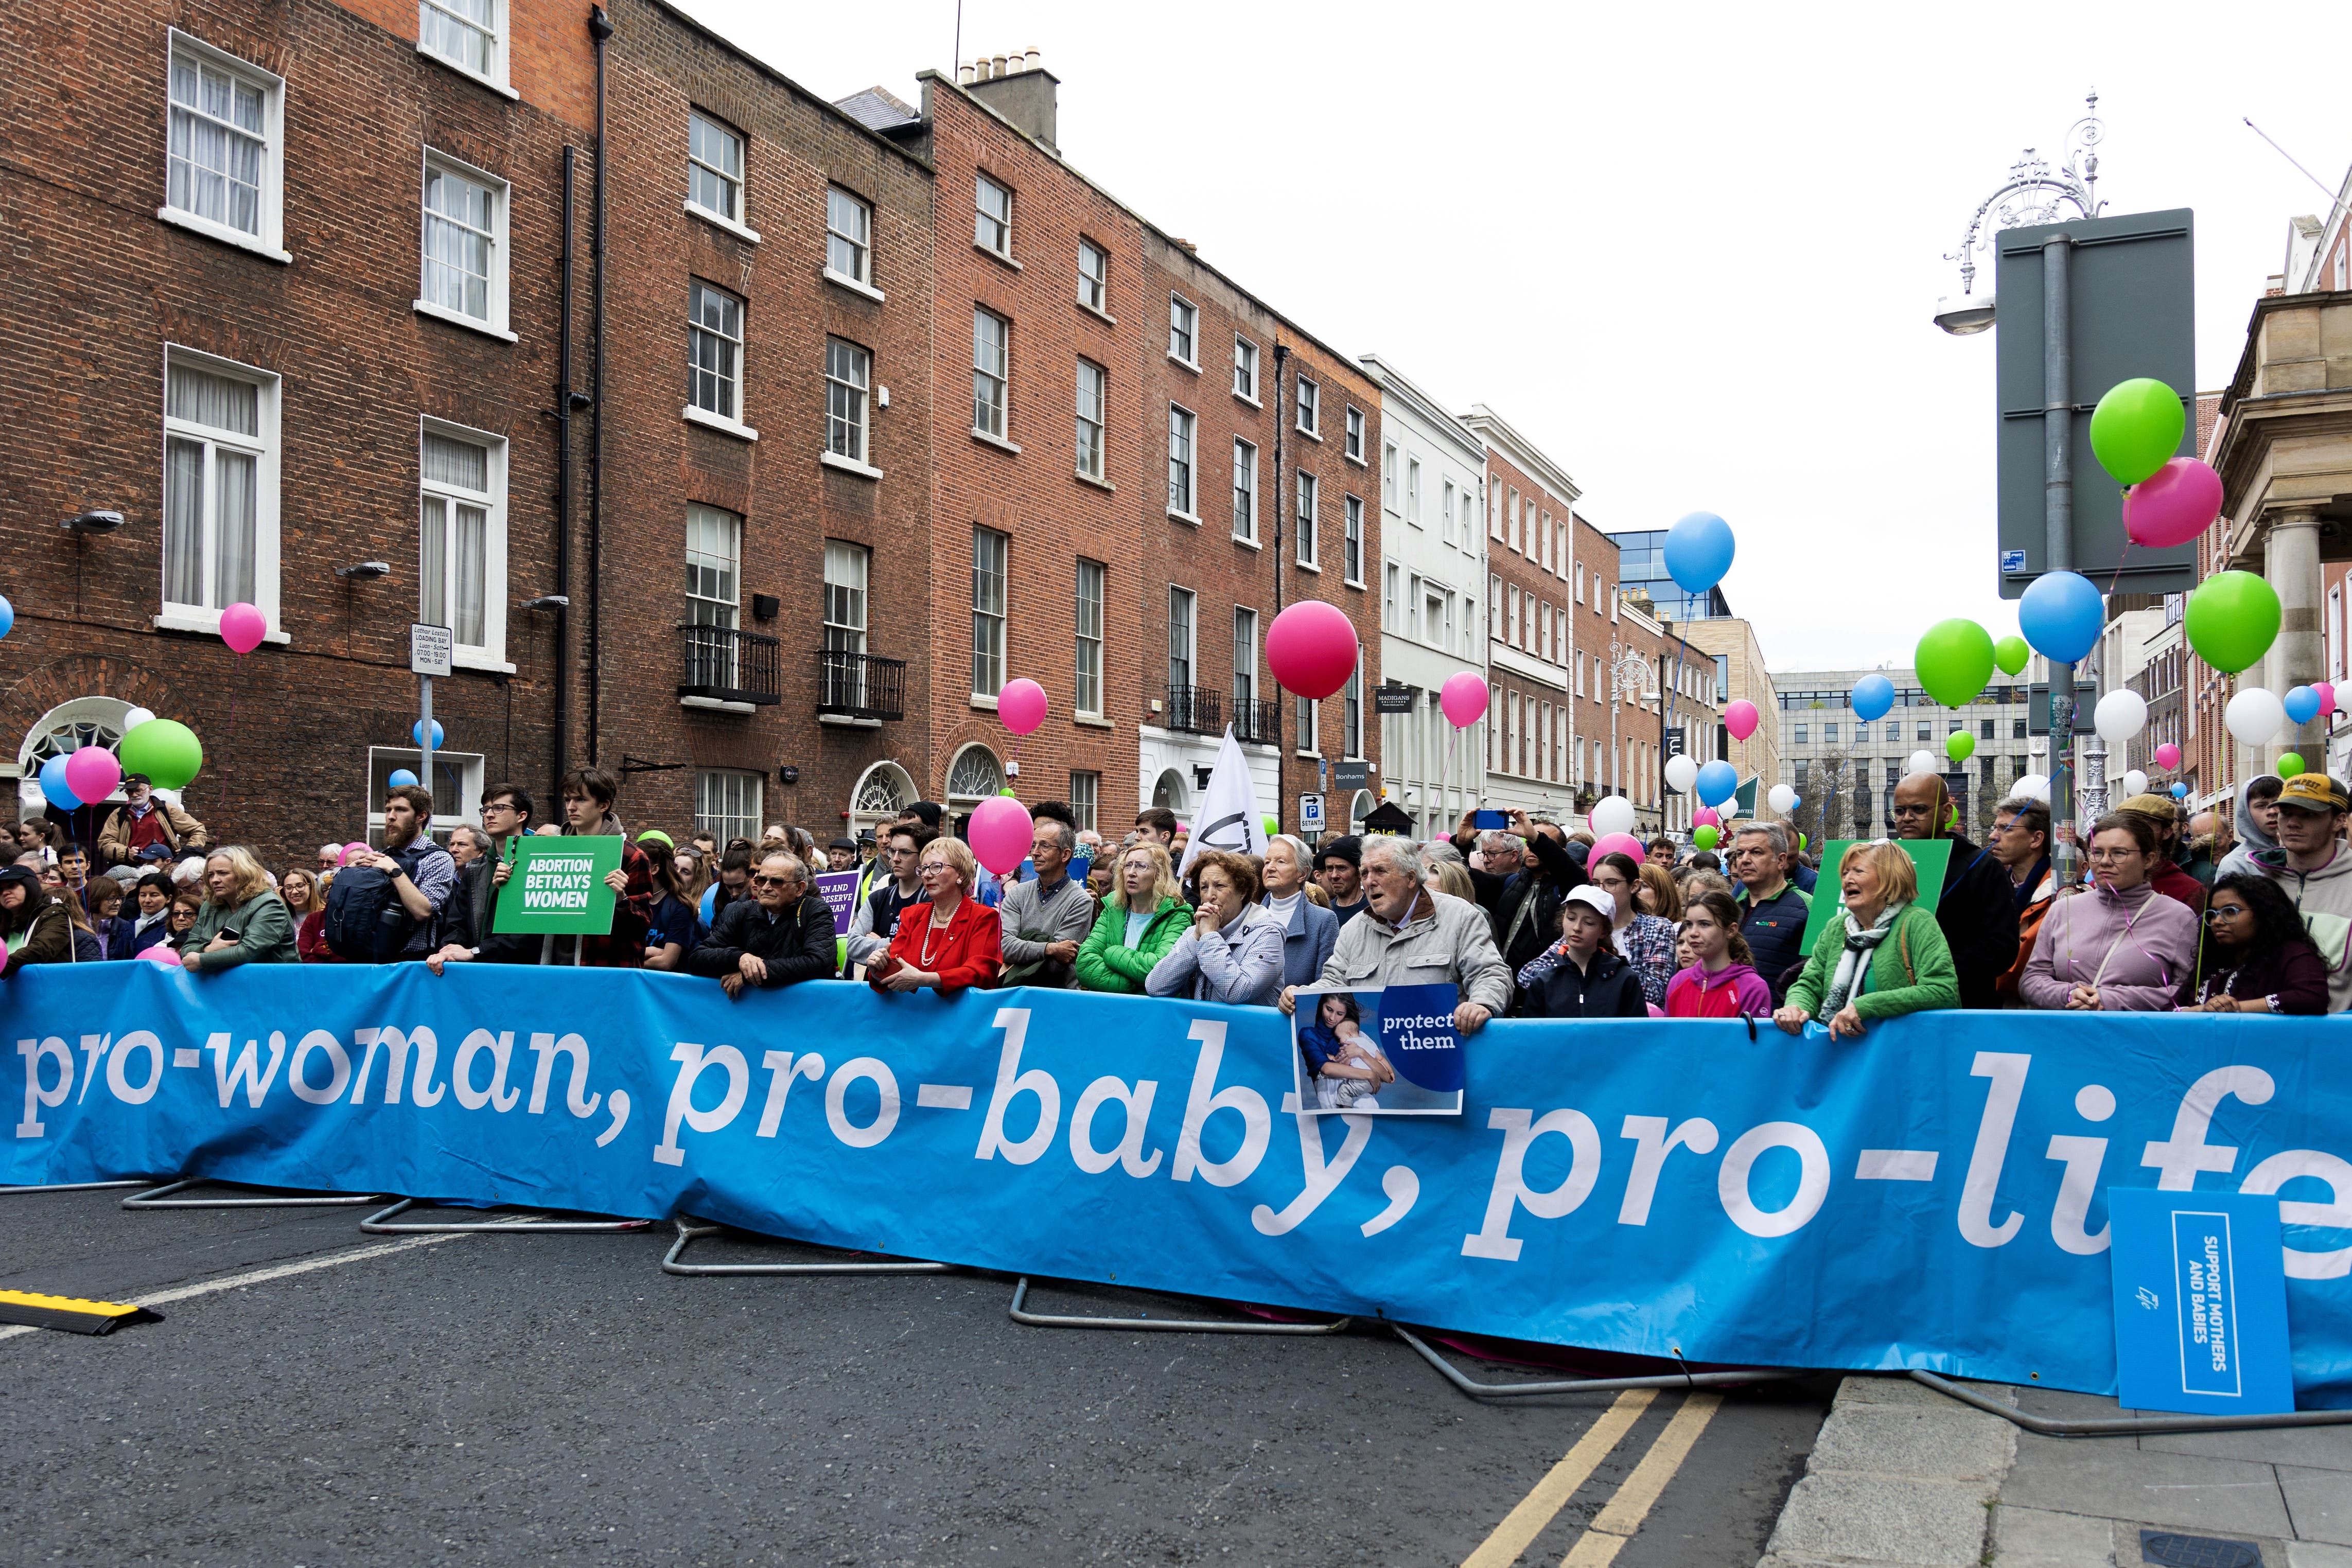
[417,416,510,672]
[972,307,1010,442]
[823,186,875,290]
[1233,335,1259,404]
[975,173,1013,258]
[1168,587,1197,692]
[1345,405,1365,464]
[1232,439,1258,543]
[695,769,765,846]
[823,539,869,662]
[160,31,288,262]
[1168,294,1199,368]
[822,336,875,475]
[1077,238,1110,316]
[1295,471,1319,570]
[1441,480,1455,545]
[1295,375,1320,438]
[686,278,757,440]
[972,525,1008,699]
[157,344,283,641]
[1068,771,1100,832]
[1405,457,1421,527]
[1343,495,1364,586]
[1234,607,1259,708]
[417,0,513,95]
[1075,558,1105,718]
[1384,563,1400,631]
[686,111,761,243]
[366,747,487,834]
[1075,358,1106,481]
[415,148,513,341]
[1167,403,1198,521]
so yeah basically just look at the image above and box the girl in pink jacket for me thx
[1666,890,1775,1019]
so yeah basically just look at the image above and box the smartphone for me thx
[219,927,242,942]
[1472,809,1507,831]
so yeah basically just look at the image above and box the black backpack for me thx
[324,865,416,962]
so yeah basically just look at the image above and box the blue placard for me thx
[2111,1189,2295,1416]
[1377,982,1464,1098]
[2001,548,2027,574]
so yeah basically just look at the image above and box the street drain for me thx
[2141,1530,2263,1568]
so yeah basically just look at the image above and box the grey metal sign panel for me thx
[1994,207,2198,598]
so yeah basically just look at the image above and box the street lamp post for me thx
[1607,639,1657,827]
[1937,93,2105,883]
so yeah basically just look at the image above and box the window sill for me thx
[970,427,1021,455]
[154,610,289,644]
[1295,425,1323,443]
[1167,508,1202,527]
[453,652,517,675]
[1345,450,1367,468]
[680,695,758,715]
[823,267,883,302]
[818,712,885,729]
[1074,470,1115,493]
[1074,714,1113,729]
[1078,301,1117,327]
[969,694,999,711]
[684,406,760,442]
[685,199,762,245]
[413,299,518,342]
[417,43,520,99]
[1294,560,1322,574]
[976,242,1022,272]
[1296,750,1323,760]
[155,207,291,263]
[1233,390,1262,411]
[1166,353,1201,375]
[1232,532,1262,551]
[1343,576,1366,591]
[821,451,884,481]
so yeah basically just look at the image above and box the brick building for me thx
[2,0,595,864]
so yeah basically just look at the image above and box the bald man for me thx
[1890,771,2018,1010]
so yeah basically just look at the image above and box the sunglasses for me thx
[749,873,795,888]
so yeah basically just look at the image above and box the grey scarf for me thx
[1817,903,1905,1021]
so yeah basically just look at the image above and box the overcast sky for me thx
[677,0,2352,677]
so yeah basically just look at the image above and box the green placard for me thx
[1795,838,1955,952]
[493,835,623,935]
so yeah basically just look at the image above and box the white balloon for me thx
[1590,795,1636,839]
[1907,749,1939,777]
[2015,773,2051,803]
[1662,754,1699,794]
[1767,783,1797,814]
[2094,690,2149,745]
[2226,687,2288,748]
[2121,769,2149,799]
[120,707,156,731]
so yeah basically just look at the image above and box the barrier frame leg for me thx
[0,1179,152,1195]
[360,1199,653,1235]
[662,1219,954,1276]
[121,1178,387,1209]
[1009,1276,1351,1335]
[1909,1370,2352,1438]
[1394,1325,1813,1399]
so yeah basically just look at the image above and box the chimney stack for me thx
[964,45,1059,151]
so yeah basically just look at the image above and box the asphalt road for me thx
[1,1189,1829,1566]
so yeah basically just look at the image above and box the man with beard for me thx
[352,784,458,961]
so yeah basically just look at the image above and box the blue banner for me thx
[9,964,2352,1405]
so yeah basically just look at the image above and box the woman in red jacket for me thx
[873,835,1001,994]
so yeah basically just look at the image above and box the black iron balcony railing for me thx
[1230,696,1280,746]
[1165,684,1222,736]
[677,624,781,706]
[816,649,907,721]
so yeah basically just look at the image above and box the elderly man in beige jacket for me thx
[1279,834,1511,1034]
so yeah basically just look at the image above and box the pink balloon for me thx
[2122,459,2223,550]
[1438,672,1489,729]
[1724,699,1759,742]
[63,747,122,804]
[2154,743,2182,770]
[2320,682,2339,719]
[219,601,267,656]
[138,944,183,967]
[966,795,1033,877]
[1591,833,1646,865]
[341,841,373,866]
[1693,807,1720,827]
[997,678,1048,736]
[1264,601,1359,701]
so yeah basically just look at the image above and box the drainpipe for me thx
[1271,343,1289,772]
[554,145,577,792]
[587,4,613,767]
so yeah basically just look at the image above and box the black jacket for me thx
[687,893,838,987]
[1933,834,2018,1011]
[1518,945,1649,1019]
[1451,827,1586,978]
[445,855,542,964]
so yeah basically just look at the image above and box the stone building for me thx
[1769,667,2045,842]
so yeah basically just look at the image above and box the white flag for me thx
[1179,727,1269,877]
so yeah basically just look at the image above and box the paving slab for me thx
[1764,1471,1994,1567]
[2284,1465,2352,1546]
[2145,1426,2352,1472]
[2000,1439,2290,1537]
[1810,1402,2015,1485]
[1841,1373,2017,1411]
[2289,1540,2352,1567]
[1991,1503,2116,1565]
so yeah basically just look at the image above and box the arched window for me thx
[944,744,1004,803]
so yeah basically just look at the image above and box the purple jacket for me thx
[2019,880,2199,1012]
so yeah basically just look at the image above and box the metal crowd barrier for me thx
[1394,1325,1809,1399]
[120,1178,387,1209]
[360,1199,652,1235]
[1008,1276,1350,1335]
[662,1218,955,1276]
[0,1179,152,1195]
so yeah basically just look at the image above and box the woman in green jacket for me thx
[180,847,300,972]
[1773,839,1958,1040]
[1075,841,1192,994]
[0,864,72,974]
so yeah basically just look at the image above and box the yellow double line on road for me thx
[1461,1389,1722,1568]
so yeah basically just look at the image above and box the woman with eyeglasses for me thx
[2018,813,2198,1012]
[1775,840,1958,1040]
[869,837,1001,995]
[2179,872,2329,1014]
[1585,851,1678,1008]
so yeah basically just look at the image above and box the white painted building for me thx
[1361,356,1487,838]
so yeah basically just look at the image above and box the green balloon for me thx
[1693,825,1719,850]
[1797,833,1807,853]
[116,718,203,790]
[1914,619,1995,708]
[1262,815,1279,837]
[1945,730,1976,762]
[2279,753,2306,779]
[2184,571,2282,675]
[1993,635,2030,677]
[2089,377,2185,486]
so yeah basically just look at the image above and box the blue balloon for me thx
[1662,512,1735,595]
[2286,685,2322,726]
[38,752,81,811]
[2017,571,2104,664]
[387,768,420,788]
[0,594,15,640]
[1694,759,1738,806]
[1851,673,1894,723]
[1791,795,1803,811]
[411,719,445,749]
[2170,782,2190,799]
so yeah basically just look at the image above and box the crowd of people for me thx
[5,756,2343,1044]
